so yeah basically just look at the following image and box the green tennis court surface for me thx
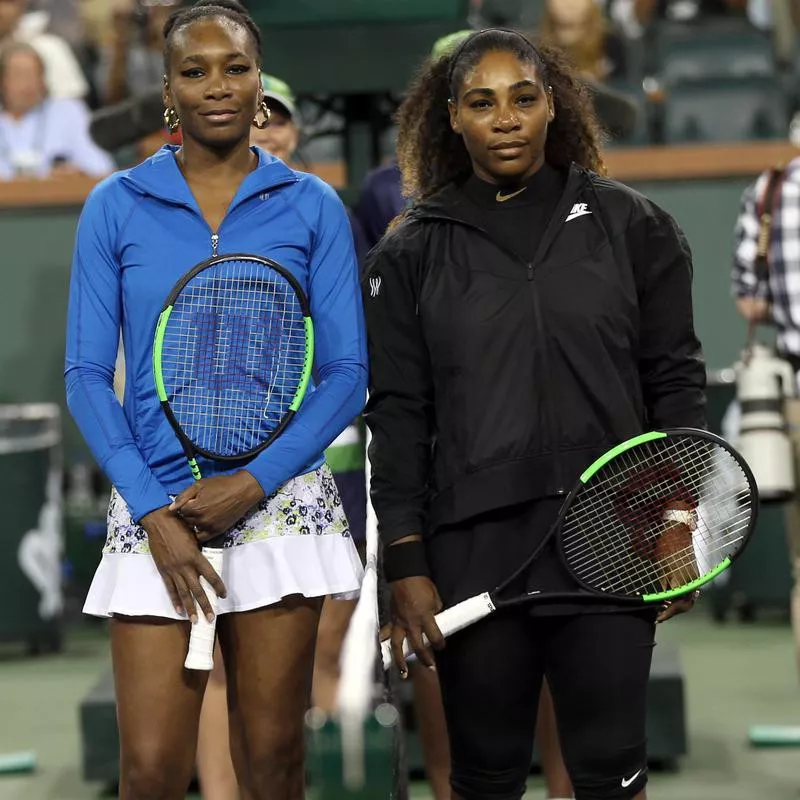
[1,613,800,799]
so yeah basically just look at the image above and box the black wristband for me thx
[382,540,430,583]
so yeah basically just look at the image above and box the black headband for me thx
[446,28,540,92]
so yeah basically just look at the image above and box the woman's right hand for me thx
[389,576,444,678]
[735,296,771,324]
[139,506,227,624]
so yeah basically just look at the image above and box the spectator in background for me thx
[603,0,657,38]
[732,159,800,682]
[26,0,84,48]
[252,72,369,262]
[538,0,627,81]
[355,161,404,249]
[100,0,185,105]
[0,41,112,179]
[616,0,753,25]
[79,0,116,64]
[0,0,88,99]
[249,74,300,161]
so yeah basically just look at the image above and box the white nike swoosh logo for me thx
[621,769,643,788]
[566,209,592,222]
[496,187,527,202]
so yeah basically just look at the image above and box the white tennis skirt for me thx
[83,465,365,620]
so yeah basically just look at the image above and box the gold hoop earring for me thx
[252,101,271,130]
[163,106,180,133]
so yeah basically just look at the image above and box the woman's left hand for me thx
[170,471,265,541]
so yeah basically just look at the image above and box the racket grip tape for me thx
[380,592,495,670]
[184,547,225,671]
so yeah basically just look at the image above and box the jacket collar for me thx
[121,145,298,211]
[402,163,597,269]
[409,162,589,226]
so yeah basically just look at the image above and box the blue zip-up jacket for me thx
[65,145,367,523]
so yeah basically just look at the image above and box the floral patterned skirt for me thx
[83,464,364,619]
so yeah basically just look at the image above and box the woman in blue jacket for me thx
[64,2,367,798]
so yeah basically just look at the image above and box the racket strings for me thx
[561,436,754,596]
[582,450,752,592]
[570,450,750,568]
[160,259,309,457]
[571,445,751,592]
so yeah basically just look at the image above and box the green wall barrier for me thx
[632,177,756,371]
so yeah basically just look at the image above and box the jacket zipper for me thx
[526,263,564,494]
[411,168,593,496]
[120,172,299,262]
[420,213,576,496]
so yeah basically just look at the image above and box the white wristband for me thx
[663,509,695,526]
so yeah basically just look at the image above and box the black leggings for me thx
[426,499,656,800]
[434,610,655,800]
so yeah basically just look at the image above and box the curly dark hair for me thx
[163,0,262,73]
[396,29,606,202]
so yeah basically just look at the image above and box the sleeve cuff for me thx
[377,516,426,546]
[102,450,173,524]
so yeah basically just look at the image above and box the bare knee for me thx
[239,725,305,800]
[121,748,192,800]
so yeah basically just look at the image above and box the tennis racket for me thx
[381,428,758,669]
[153,253,314,670]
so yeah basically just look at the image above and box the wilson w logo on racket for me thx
[153,253,314,670]
[382,429,758,669]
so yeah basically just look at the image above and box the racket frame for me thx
[491,427,759,608]
[153,253,315,467]
[555,427,759,605]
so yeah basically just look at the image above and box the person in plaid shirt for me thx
[732,156,800,676]
[733,158,800,356]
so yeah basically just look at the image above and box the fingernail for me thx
[400,669,408,680]
[428,665,437,672]
[175,606,184,616]
[206,613,214,623]
[190,614,198,624]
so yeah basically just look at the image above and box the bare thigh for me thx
[110,616,209,800]
[218,594,324,800]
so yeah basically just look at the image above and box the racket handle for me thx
[381,592,495,670]
[184,547,224,671]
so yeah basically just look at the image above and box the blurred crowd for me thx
[0,0,795,181]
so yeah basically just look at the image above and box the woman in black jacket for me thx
[363,29,705,800]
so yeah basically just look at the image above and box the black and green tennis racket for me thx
[153,253,314,670]
[382,428,758,668]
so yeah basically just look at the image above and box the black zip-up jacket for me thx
[362,164,706,545]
